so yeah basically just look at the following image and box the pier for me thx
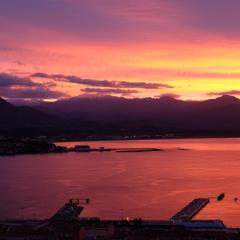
[171,198,210,220]
[1,197,233,240]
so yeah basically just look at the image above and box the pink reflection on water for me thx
[1,138,240,227]
[57,138,240,151]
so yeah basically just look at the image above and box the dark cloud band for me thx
[31,72,173,89]
[0,73,40,87]
[207,90,240,96]
[0,73,68,100]
[82,87,138,96]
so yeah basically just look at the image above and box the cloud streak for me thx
[157,93,181,99]
[31,72,173,89]
[0,73,40,87]
[0,73,68,100]
[82,87,138,96]
[207,90,240,96]
[0,87,69,99]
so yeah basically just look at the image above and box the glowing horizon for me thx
[1,0,240,102]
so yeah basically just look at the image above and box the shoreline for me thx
[55,135,240,143]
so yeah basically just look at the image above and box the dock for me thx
[1,197,233,240]
[171,198,209,220]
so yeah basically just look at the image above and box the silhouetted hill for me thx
[3,95,240,138]
[33,95,240,138]
[0,97,14,109]
[37,95,190,120]
[0,97,60,135]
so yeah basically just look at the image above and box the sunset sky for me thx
[1,0,240,102]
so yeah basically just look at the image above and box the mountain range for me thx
[0,97,60,135]
[1,95,240,138]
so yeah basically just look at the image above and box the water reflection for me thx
[0,138,240,227]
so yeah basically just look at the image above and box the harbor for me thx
[1,195,240,240]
